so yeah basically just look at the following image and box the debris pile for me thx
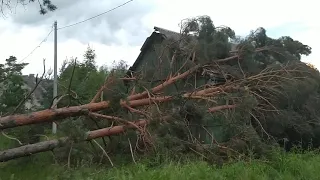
[1,16,319,164]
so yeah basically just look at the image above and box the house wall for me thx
[129,35,176,94]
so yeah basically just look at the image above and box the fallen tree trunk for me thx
[0,137,69,162]
[0,96,175,130]
[0,119,148,162]
[0,104,236,162]
[85,119,149,140]
[127,65,201,101]
[0,85,236,130]
[0,101,110,130]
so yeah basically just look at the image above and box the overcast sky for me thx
[0,0,318,75]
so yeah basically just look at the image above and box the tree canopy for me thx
[176,15,318,151]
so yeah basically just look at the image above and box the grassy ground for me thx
[1,150,320,180]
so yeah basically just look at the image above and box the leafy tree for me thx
[56,46,108,142]
[53,47,133,165]
[83,45,97,72]
[180,15,236,62]
[167,15,319,153]
[0,56,29,114]
[0,56,46,149]
[58,46,108,106]
[180,16,311,69]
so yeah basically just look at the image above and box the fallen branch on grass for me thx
[0,137,69,162]
[0,82,236,130]
[0,118,148,162]
[0,103,235,162]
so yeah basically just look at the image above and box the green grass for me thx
[1,151,320,180]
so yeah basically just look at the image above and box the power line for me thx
[17,0,133,64]
[18,25,54,63]
[57,0,133,30]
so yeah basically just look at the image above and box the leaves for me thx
[58,47,108,106]
[28,0,57,15]
[0,56,29,114]
[1,0,57,15]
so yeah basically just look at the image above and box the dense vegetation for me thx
[1,150,320,180]
[1,15,320,179]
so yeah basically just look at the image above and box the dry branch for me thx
[86,119,149,140]
[208,104,236,112]
[127,64,201,101]
[184,85,240,97]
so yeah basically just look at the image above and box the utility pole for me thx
[52,21,58,134]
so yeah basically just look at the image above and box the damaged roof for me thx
[126,26,171,75]
[154,26,182,41]
[127,26,238,76]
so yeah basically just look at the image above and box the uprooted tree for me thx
[1,15,319,165]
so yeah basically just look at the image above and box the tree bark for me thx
[0,101,110,130]
[0,104,234,162]
[0,119,148,162]
[0,83,237,131]
[85,119,149,140]
[0,137,69,162]
[127,65,200,101]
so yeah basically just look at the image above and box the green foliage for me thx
[238,27,312,69]
[180,15,236,63]
[103,60,130,111]
[147,15,320,159]
[1,151,320,180]
[24,0,57,14]
[58,46,108,106]
[52,46,133,165]
[1,0,56,15]
[249,63,320,150]
[0,56,28,114]
[0,56,41,149]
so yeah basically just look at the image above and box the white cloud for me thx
[0,0,319,76]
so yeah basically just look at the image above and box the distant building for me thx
[21,74,52,110]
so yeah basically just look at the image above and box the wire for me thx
[18,25,54,63]
[57,0,133,30]
[17,0,133,63]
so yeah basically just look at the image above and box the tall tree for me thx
[58,47,107,106]
[83,45,97,72]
